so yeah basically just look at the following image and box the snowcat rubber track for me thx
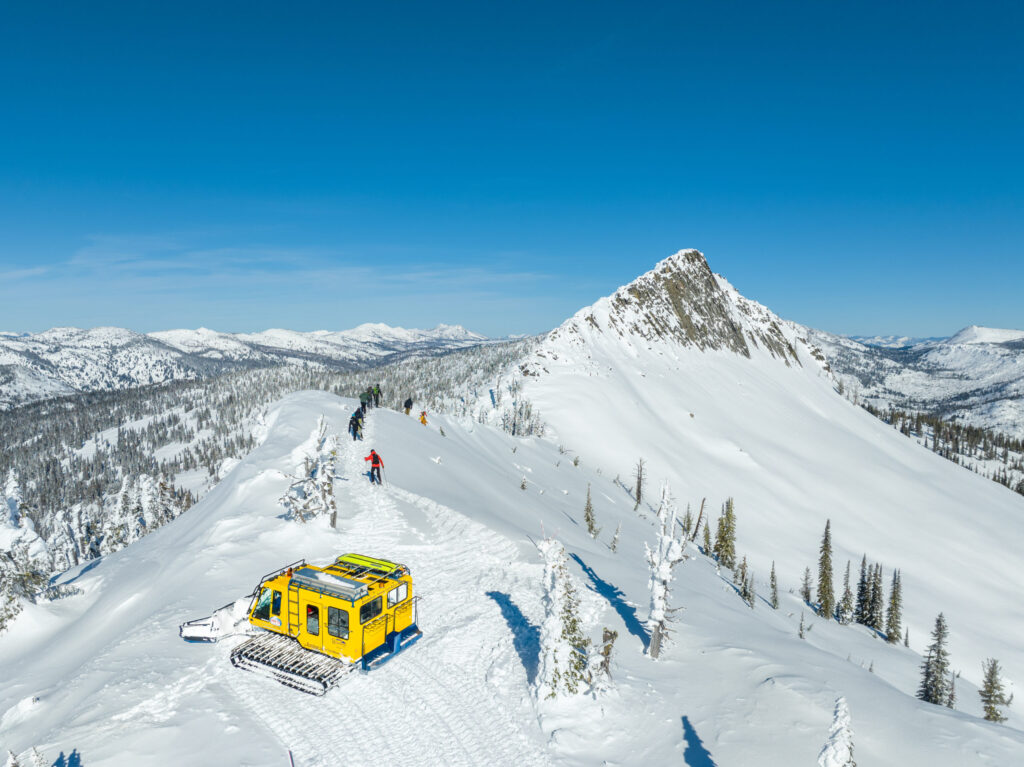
[230,633,354,696]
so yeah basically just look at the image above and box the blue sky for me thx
[1,1,1021,337]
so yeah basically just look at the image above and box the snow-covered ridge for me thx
[0,323,490,410]
[946,325,1024,346]
[4,392,1024,765]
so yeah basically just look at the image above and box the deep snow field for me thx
[4,253,1024,765]
[2,382,1024,765]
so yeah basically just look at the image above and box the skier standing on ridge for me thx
[364,449,384,484]
[373,384,381,408]
[403,396,413,416]
[359,390,369,415]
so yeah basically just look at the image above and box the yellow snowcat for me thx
[229,553,421,695]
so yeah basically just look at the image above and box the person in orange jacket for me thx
[419,411,428,426]
[364,449,383,484]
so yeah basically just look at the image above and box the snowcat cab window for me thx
[306,604,320,635]
[327,606,349,639]
[387,583,408,607]
[253,587,273,621]
[271,590,282,616]
[360,596,382,624]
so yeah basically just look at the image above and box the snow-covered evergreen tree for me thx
[837,560,854,624]
[818,696,856,767]
[741,564,755,609]
[885,569,902,643]
[713,498,737,569]
[918,613,952,705]
[769,561,779,609]
[854,554,869,625]
[867,564,885,632]
[645,483,687,659]
[609,522,621,553]
[1,475,50,631]
[536,538,588,698]
[583,484,599,538]
[701,521,711,556]
[279,416,338,523]
[800,566,813,605]
[585,628,618,695]
[817,520,834,619]
[979,658,1012,723]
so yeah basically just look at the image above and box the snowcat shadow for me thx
[681,716,717,766]
[486,591,540,684]
[569,553,649,650]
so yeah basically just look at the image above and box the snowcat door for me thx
[322,604,353,660]
[250,586,285,634]
[299,596,324,654]
[359,596,386,654]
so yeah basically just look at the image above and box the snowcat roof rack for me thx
[291,566,368,602]
[330,553,408,588]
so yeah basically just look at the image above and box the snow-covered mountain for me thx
[806,324,1024,438]
[0,324,489,410]
[506,249,1024,689]
[3,250,1024,765]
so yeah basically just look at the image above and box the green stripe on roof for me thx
[336,553,400,572]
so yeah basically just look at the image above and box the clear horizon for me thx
[1,2,1022,338]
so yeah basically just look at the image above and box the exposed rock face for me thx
[552,249,801,365]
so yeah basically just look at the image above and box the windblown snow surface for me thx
[4,253,1024,765]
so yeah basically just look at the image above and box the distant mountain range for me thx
[806,325,1024,438]
[0,324,489,409]
[3,310,1023,443]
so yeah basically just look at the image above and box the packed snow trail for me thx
[227,408,553,767]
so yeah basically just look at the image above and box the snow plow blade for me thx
[230,633,355,696]
[180,600,250,643]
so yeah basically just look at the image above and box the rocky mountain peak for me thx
[552,249,800,364]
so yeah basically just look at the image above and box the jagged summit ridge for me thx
[545,249,801,364]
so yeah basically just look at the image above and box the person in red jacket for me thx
[364,449,383,485]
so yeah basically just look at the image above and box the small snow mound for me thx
[0,695,41,728]
[218,457,242,480]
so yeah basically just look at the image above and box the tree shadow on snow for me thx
[569,553,649,651]
[681,717,717,767]
[52,750,84,767]
[486,591,540,685]
[54,559,100,586]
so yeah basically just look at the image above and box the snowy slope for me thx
[0,324,490,410]
[2,393,1023,765]
[4,251,1024,765]
[512,251,1024,692]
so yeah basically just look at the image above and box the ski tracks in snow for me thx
[229,411,553,767]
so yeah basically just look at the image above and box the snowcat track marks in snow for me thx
[230,633,354,696]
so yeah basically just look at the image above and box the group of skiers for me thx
[359,384,383,412]
[344,388,428,485]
